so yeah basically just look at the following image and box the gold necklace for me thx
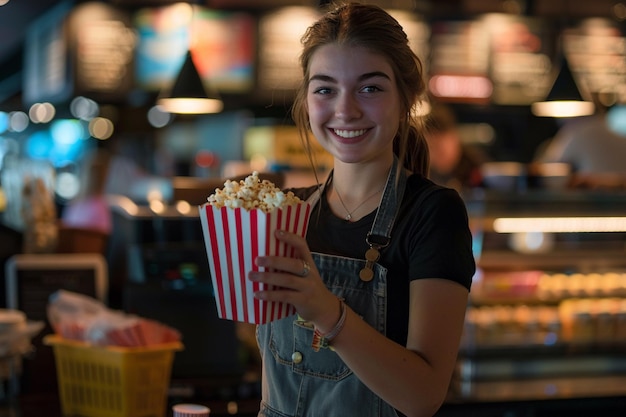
[333,183,384,221]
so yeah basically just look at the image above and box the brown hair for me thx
[291,1,429,176]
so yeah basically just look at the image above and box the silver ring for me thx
[300,260,311,277]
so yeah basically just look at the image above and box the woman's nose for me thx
[334,93,362,120]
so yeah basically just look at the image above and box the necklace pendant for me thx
[345,214,352,221]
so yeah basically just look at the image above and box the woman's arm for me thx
[329,278,468,417]
[251,231,469,417]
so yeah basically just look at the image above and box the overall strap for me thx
[367,156,408,247]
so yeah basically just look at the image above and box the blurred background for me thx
[1,1,626,416]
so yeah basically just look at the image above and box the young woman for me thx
[249,3,475,416]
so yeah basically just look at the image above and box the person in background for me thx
[61,149,112,234]
[249,3,475,417]
[534,102,626,188]
[424,102,487,190]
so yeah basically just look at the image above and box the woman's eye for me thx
[313,87,332,95]
[361,85,381,93]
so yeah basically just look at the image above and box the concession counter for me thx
[446,189,626,415]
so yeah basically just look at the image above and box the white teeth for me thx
[333,129,367,138]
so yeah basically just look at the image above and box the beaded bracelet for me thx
[311,299,347,352]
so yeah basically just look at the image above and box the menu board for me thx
[482,14,553,105]
[430,19,490,76]
[133,4,189,91]
[429,14,553,105]
[134,4,255,93]
[23,2,73,106]
[256,7,320,94]
[563,18,626,104]
[429,19,492,103]
[66,2,135,99]
[192,9,255,93]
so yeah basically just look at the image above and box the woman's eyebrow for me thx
[309,74,335,83]
[359,71,391,81]
[309,71,391,83]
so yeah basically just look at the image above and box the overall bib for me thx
[257,160,408,417]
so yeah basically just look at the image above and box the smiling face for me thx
[306,43,402,166]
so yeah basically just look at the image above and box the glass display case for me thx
[453,189,626,403]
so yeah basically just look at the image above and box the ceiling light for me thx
[493,216,626,233]
[157,51,223,115]
[531,56,595,118]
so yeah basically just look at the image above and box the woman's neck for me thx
[326,158,393,222]
[331,157,393,197]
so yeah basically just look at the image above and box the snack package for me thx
[47,290,181,346]
[199,172,311,324]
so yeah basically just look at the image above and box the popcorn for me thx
[207,171,301,212]
[199,172,311,324]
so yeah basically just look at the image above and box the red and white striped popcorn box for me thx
[199,202,311,324]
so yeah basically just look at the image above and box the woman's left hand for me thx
[249,229,340,329]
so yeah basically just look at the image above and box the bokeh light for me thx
[25,130,54,159]
[55,171,81,200]
[147,105,173,128]
[70,96,100,120]
[22,119,90,166]
[176,200,191,215]
[50,119,86,145]
[0,112,9,134]
[149,199,166,214]
[29,102,56,124]
[9,111,29,132]
[88,117,115,140]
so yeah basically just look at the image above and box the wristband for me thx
[311,299,346,352]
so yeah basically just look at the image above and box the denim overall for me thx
[257,160,407,417]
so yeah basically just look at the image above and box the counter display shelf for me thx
[455,190,626,404]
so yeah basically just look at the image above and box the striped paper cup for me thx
[199,202,311,324]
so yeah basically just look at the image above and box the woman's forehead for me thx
[308,43,393,79]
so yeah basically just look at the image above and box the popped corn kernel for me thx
[207,171,301,212]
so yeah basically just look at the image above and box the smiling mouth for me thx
[332,128,368,138]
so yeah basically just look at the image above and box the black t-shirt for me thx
[292,173,475,346]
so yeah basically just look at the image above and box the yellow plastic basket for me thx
[44,335,183,417]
